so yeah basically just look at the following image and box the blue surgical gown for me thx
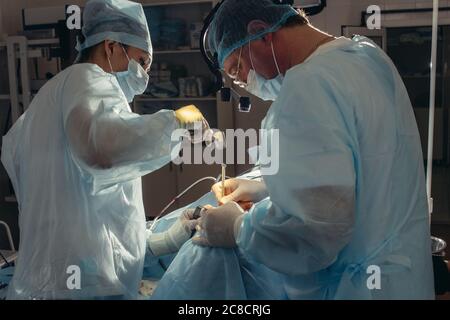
[236,36,435,299]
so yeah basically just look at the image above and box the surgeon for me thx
[193,0,435,299]
[1,0,203,299]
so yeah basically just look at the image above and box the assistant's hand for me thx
[175,105,205,127]
[147,208,199,257]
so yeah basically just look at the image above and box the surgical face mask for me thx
[246,41,284,101]
[108,46,150,103]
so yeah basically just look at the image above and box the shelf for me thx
[154,49,201,54]
[4,195,17,203]
[136,96,217,102]
[0,38,59,47]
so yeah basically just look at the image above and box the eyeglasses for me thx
[121,44,151,72]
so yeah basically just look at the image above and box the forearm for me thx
[237,196,354,275]
[146,214,195,257]
[66,107,180,192]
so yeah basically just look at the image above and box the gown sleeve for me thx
[237,67,356,275]
[62,65,181,194]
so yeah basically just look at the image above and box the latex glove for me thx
[175,104,212,144]
[192,202,245,248]
[175,105,205,127]
[147,208,199,256]
[211,178,269,209]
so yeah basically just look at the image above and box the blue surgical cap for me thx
[208,0,299,68]
[76,0,152,56]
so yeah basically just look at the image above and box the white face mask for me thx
[246,41,284,101]
[108,45,150,103]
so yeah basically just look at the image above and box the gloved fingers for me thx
[198,214,206,230]
[175,105,204,126]
[220,190,242,205]
[186,219,198,231]
[200,203,242,220]
[211,182,221,200]
[192,219,208,246]
[184,120,205,130]
[196,203,239,230]
[197,211,211,233]
[212,179,238,204]
[192,203,242,248]
[222,201,246,213]
[182,208,196,219]
[178,208,201,234]
[201,205,215,213]
[197,206,221,227]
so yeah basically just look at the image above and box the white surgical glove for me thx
[192,202,245,248]
[211,178,268,209]
[147,209,199,256]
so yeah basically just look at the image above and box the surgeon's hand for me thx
[175,105,205,127]
[147,208,199,257]
[212,179,268,209]
[179,207,201,232]
[192,202,245,248]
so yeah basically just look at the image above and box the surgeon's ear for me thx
[104,40,116,58]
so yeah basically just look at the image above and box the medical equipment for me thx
[149,163,262,236]
[149,173,230,233]
[192,206,203,220]
[431,236,450,295]
[0,252,9,268]
[199,0,327,112]
[142,166,282,299]
[221,164,226,198]
[191,206,204,237]
[0,221,16,269]
[150,137,231,231]
[426,0,438,216]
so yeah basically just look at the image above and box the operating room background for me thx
[0,0,449,264]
